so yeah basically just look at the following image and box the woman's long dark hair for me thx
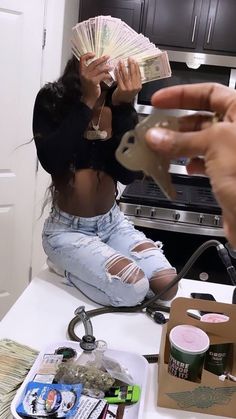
[58,55,81,99]
[43,56,82,212]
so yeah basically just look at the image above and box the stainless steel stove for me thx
[118,171,234,285]
[119,174,223,237]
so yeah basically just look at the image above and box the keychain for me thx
[116,111,221,200]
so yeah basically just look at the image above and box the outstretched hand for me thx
[112,58,142,106]
[145,83,236,247]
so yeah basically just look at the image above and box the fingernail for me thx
[147,128,169,144]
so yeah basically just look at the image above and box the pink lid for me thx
[201,313,229,323]
[169,325,210,354]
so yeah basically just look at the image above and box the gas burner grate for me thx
[191,187,218,207]
[121,179,220,211]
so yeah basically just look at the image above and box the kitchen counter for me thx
[0,268,235,419]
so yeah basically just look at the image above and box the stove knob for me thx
[150,208,156,217]
[214,215,220,227]
[198,214,204,224]
[173,211,180,221]
[199,272,209,281]
[135,206,141,216]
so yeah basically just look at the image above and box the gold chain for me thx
[91,100,106,131]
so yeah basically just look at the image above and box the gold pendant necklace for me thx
[85,100,108,141]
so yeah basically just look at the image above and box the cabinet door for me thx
[203,0,236,53]
[79,0,143,32]
[144,0,203,49]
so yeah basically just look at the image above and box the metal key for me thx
[116,113,180,200]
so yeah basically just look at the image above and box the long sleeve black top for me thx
[33,82,140,185]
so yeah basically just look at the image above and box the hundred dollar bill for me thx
[138,51,171,83]
[109,51,171,84]
[98,16,122,57]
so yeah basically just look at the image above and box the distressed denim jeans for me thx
[42,203,175,306]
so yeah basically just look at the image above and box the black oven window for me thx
[138,62,231,106]
[136,226,233,286]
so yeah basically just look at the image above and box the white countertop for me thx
[0,268,235,419]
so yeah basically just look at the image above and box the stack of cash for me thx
[72,15,171,84]
[0,339,38,419]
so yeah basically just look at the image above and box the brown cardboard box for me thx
[158,297,236,418]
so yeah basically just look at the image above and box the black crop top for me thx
[33,82,141,185]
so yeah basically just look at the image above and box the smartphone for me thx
[190,292,216,316]
[191,292,216,301]
[104,385,141,404]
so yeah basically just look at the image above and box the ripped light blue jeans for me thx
[42,203,175,306]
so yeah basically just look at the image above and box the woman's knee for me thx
[127,239,177,300]
[150,268,178,300]
[105,254,149,306]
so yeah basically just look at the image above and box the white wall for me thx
[61,0,81,72]
[31,0,80,277]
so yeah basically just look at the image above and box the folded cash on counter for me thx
[0,339,38,419]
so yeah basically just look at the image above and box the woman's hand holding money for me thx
[79,53,112,108]
[112,58,142,105]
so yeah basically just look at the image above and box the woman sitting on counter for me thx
[32,52,177,307]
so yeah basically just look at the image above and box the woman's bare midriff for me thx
[57,169,116,217]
